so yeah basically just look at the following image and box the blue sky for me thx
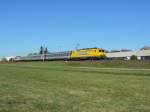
[0,0,150,57]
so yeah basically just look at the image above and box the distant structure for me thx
[120,49,132,52]
[109,49,132,53]
[107,49,150,60]
[140,46,150,50]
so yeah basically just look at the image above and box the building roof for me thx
[106,50,150,58]
[136,49,150,56]
[140,46,150,50]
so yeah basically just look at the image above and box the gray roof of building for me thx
[106,50,150,58]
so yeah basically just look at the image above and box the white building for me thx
[106,50,150,60]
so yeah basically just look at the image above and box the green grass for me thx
[68,60,150,69]
[0,61,150,112]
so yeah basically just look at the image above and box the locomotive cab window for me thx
[99,50,105,52]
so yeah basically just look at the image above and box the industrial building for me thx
[106,49,150,60]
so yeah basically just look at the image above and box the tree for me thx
[1,58,7,62]
[43,47,48,60]
[110,50,120,53]
[33,53,38,55]
[130,55,137,60]
[9,58,14,62]
[44,47,48,55]
[39,46,44,54]
[104,50,109,53]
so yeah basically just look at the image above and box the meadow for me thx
[0,61,150,112]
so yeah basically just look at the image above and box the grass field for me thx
[0,61,150,112]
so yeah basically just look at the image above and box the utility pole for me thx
[42,53,45,62]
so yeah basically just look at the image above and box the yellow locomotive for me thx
[70,48,106,59]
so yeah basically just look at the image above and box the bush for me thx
[1,58,7,62]
[130,55,137,60]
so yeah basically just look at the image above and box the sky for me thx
[0,0,150,57]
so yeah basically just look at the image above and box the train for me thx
[14,48,106,61]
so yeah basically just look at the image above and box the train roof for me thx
[79,47,104,50]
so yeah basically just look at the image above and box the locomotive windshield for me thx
[99,50,105,52]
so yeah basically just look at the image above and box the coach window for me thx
[99,50,101,52]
